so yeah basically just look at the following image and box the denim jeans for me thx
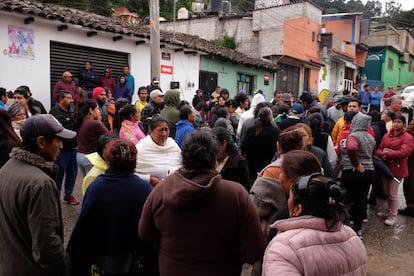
[76,152,93,177]
[55,149,78,196]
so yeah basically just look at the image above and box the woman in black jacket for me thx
[212,126,250,191]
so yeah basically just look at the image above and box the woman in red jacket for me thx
[375,114,414,226]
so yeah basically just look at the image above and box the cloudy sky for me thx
[361,0,414,11]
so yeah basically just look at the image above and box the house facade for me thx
[0,0,277,110]
[318,13,368,103]
[361,22,414,89]
[161,0,323,99]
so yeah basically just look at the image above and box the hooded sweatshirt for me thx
[160,89,181,137]
[237,93,265,138]
[341,112,375,170]
[138,169,265,276]
[98,68,116,93]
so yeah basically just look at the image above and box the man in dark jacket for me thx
[141,89,164,134]
[79,60,99,97]
[50,90,79,205]
[0,114,75,275]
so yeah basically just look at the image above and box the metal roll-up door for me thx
[50,41,129,105]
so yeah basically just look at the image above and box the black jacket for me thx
[220,147,250,191]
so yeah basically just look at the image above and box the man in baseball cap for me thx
[0,113,74,275]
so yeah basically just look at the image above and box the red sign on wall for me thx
[161,65,173,75]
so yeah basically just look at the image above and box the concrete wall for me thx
[0,11,200,110]
[284,17,320,62]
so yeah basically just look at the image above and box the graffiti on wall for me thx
[8,25,34,60]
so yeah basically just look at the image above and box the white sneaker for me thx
[376,212,387,219]
[384,217,397,226]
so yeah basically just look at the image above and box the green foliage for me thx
[210,36,236,49]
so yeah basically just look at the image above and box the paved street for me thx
[62,171,414,275]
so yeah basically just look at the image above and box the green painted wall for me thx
[200,56,276,100]
[364,47,414,89]
[381,49,400,89]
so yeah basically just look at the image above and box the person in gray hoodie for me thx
[339,112,376,239]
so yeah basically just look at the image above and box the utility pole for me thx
[150,0,160,80]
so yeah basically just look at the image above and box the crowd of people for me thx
[0,72,413,275]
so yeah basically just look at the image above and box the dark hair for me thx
[393,114,406,126]
[181,129,218,170]
[179,105,194,120]
[281,150,322,183]
[225,99,237,108]
[85,60,92,65]
[348,98,361,107]
[74,99,97,130]
[120,104,137,122]
[291,174,348,229]
[56,90,71,103]
[97,133,117,158]
[299,93,313,105]
[273,90,282,97]
[253,102,272,118]
[235,94,248,106]
[0,109,21,149]
[368,110,381,122]
[195,101,208,111]
[255,106,273,136]
[276,103,290,115]
[278,129,303,153]
[148,115,169,132]
[104,138,137,173]
[384,110,396,120]
[217,107,228,118]
[22,133,55,152]
[308,112,324,142]
[211,126,235,153]
[138,86,147,95]
[179,100,190,109]
[14,85,32,98]
[0,87,6,97]
[344,111,357,123]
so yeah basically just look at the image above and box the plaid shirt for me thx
[140,101,160,134]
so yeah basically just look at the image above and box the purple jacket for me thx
[263,216,367,275]
[53,80,77,102]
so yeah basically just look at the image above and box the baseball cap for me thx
[21,114,76,140]
[290,103,304,114]
[152,77,160,83]
[334,95,344,104]
[150,89,164,99]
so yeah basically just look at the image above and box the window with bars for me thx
[237,73,254,95]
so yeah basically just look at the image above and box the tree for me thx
[384,0,402,17]
[364,0,382,18]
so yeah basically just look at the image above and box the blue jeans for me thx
[76,152,93,177]
[55,149,78,196]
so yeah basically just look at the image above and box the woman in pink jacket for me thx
[119,104,145,145]
[262,174,367,275]
[375,114,414,226]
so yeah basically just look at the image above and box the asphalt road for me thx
[62,171,414,275]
